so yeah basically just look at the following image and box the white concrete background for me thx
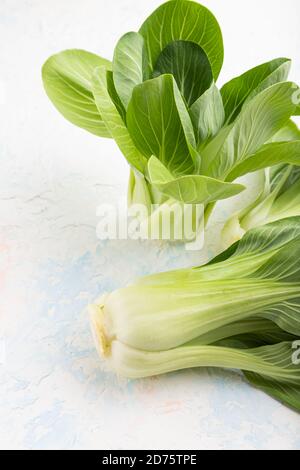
[1,0,300,450]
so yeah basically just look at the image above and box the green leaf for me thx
[270,182,300,222]
[139,0,224,80]
[147,155,174,184]
[269,119,300,142]
[172,78,201,171]
[208,216,300,281]
[221,58,291,124]
[237,165,300,233]
[113,32,150,109]
[200,124,233,166]
[207,240,240,265]
[126,74,197,176]
[216,338,300,412]
[227,141,300,181]
[92,66,146,172]
[243,342,300,412]
[202,82,297,179]
[106,71,126,122]
[153,175,245,205]
[147,156,245,204]
[294,104,300,116]
[231,217,300,260]
[267,167,300,223]
[273,165,300,197]
[230,218,300,295]
[206,218,300,336]
[42,49,112,138]
[153,40,213,106]
[190,83,225,143]
[224,121,300,234]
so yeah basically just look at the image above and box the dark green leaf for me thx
[244,342,300,412]
[153,40,213,106]
[139,0,224,80]
[106,71,126,122]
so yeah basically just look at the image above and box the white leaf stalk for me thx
[90,302,299,383]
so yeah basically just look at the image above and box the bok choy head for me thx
[90,217,300,412]
[42,0,300,241]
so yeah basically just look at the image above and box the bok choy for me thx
[42,0,300,241]
[90,218,300,411]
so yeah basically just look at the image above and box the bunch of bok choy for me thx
[90,218,300,412]
[42,0,300,241]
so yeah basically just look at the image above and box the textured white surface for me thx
[1,0,300,450]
